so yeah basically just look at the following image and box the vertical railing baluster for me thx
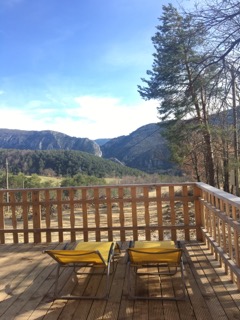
[183,185,190,241]
[94,187,100,241]
[106,188,113,241]
[143,186,150,240]
[169,185,176,241]
[22,190,29,243]
[131,186,138,241]
[56,189,63,242]
[156,186,163,240]
[32,190,41,243]
[118,187,125,242]
[0,192,4,244]
[69,188,75,243]
[82,188,88,241]
[45,189,51,243]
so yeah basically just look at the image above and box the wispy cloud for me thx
[0,95,159,139]
[0,0,164,139]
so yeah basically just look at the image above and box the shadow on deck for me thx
[0,241,240,320]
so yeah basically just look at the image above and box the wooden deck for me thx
[0,241,240,320]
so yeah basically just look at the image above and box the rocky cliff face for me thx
[0,129,102,157]
[0,124,177,173]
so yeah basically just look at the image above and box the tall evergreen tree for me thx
[138,4,217,186]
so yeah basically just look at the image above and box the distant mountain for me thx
[94,138,110,146]
[101,123,176,173]
[0,129,102,156]
[0,124,177,173]
[100,108,240,173]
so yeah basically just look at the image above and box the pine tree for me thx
[138,4,216,186]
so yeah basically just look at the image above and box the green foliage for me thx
[138,4,219,186]
[0,171,106,189]
[0,149,143,178]
[138,4,207,121]
[61,174,106,187]
[0,172,57,189]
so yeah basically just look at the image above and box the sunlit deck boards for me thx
[0,242,240,320]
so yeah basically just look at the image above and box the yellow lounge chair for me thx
[127,241,186,300]
[44,241,117,300]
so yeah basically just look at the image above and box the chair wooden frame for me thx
[44,241,117,300]
[127,241,186,300]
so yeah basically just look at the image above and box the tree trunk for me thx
[231,67,239,195]
[203,128,215,186]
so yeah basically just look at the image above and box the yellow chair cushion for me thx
[134,240,175,249]
[75,241,114,263]
[46,242,114,266]
[128,241,181,264]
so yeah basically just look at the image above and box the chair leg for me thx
[127,262,186,300]
[127,262,132,298]
[53,264,112,300]
[180,260,186,299]
[53,264,61,299]
[105,263,111,299]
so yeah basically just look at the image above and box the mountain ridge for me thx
[0,124,175,173]
[0,128,102,156]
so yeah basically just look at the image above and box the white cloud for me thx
[71,95,159,138]
[0,95,159,139]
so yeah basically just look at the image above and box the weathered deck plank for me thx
[0,242,239,320]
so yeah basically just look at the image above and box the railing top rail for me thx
[0,182,196,193]
[196,182,240,207]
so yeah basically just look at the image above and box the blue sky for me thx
[0,0,192,140]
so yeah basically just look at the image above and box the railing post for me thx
[0,192,5,244]
[194,184,203,241]
[32,190,41,243]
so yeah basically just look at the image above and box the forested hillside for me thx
[0,125,176,174]
[0,149,143,178]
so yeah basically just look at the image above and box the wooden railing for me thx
[197,182,240,289]
[0,183,199,244]
[0,182,239,289]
